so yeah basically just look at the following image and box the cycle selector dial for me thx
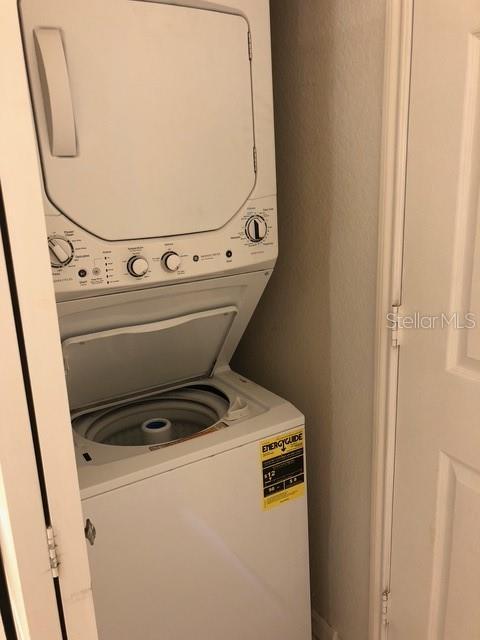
[162,251,181,272]
[48,236,74,268]
[127,255,149,277]
[245,215,267,243]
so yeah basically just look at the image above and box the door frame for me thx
[369,2,413,639]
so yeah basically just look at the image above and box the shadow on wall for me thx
[232,1,385,639]
[233,0,334,622]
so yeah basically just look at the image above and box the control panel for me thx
[47,195,277,299]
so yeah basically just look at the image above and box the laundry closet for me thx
[0,0,390,639]
[6,1,479,639]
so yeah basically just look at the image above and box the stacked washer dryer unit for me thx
[19,0,311,638]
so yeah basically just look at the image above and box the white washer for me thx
[55,280,311,639]
[19,0,311,637]
[74,370,310,640]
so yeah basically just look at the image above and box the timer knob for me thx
[245,215,267,243]
[162,251,181,272]
[127,255,149,277]
[48,236,74,268]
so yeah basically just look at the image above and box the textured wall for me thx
[232,1,385,638]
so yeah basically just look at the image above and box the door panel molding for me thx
[447,32,480,380]
[369,2,413,638]
[428,452,480,638]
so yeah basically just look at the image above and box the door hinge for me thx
[253,146,257,173]
[84,518,96,546]
[247,30,252,60]
[390,304,401,348]
[381,589,390,626]
[46,526,59,578]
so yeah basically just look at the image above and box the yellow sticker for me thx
[260,428,305,510]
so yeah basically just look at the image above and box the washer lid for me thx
[20,0,255,239]
[62,306,237,409]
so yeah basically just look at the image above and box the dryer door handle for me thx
[34,28,77,157]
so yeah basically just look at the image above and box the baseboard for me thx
[312,610,339,640]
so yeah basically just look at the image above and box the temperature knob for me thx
[162,251,181,272]
[245,215,267,243]
[48,236,74,268]
[127,255,149,277]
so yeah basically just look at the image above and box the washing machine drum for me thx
[72,386,229,448]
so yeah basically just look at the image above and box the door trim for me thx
[369,1,413,638]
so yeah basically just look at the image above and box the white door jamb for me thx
[369,2,413,638]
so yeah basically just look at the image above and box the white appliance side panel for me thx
[82,435,311,640]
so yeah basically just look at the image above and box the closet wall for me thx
[233,1,385,637]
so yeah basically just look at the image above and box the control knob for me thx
[127,255,149,278]
[48,236,74,268]
[162,251,181,272]
[245,215,267,243]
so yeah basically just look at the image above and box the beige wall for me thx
[232,1,385,638]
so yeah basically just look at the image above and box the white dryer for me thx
[19,0,278,298]
[18,0,311,638]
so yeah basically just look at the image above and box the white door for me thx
[0,2,98,638]
[388,1,480,637]
[0,223,66,640]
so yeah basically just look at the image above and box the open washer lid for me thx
[63,306,237,409]
[20,0,255,239]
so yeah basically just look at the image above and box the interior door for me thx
[0,222,66,640]
[1,2,99,638]
[19,0,255,240]
[388,1,480,637]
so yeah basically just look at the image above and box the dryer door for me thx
[20,1,255,240]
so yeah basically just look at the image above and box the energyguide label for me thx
[260,428,305,510]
